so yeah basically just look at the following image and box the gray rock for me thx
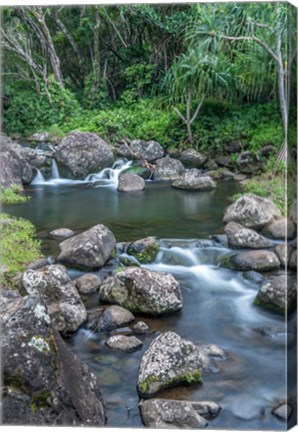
[100,267,183,316]
[50,228,75,239]
[130,139,164,162]
[204,159,218,170]
[264,218,296,239]
[55,132,114,179]
[221,250,280,272]
[258,145,275,158]
[137,332,203,398]
[153,156,185,181]
[106,335,142,352]
[225,222,273,249]
[172,170,216,191]
[139,399,208,429]
[223,194,281,229]
[275,243,293,267]
[22,265,87,333]
[272,403,293,421]
[0,152,24,189]
[97,305,135,331]
[57,224,116,270]
[289,200,297,225]
[237,151,261,174]
[76,274,102,295]
[28,132,51,142]
[118,173,145,192]
[289,250,297,270]
[0,290,105,426]
[254,274,296,314]
[179,149,207,168]
[215,155,233,169]
[132,321,150,334]
[226,140,242,154]
[127,237,159,263]
[233,174,247,181]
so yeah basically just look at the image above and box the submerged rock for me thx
[172,170,216,191]
[100,267,183,316]
[50,228,75,239]
[221,250,280,272]
[57,224,116,270]
[223,194,281,229]
[153,156,185,181]
[55,131,114,179]
[0,290,105,426]
[118,173,145,192]
[76,274,102,295]
[179,149,207,168]
[130,140,164,162]
[22,265,87,334]
[127,237,159,263]
[137,332,204,398]
[224,222,273,249]
[106,335,142,352]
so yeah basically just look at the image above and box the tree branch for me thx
[221,35,280,64]
[174,107,186,123]
[190,95,205,124]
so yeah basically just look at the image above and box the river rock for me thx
[0,151,24,189]
[254,274,296,314]
[22,265,87,333]
[275,243,293,267]
[50,228,75,239]
[130,140,164,162]
[137,332,203,398]
[0,290,105,426]
[221,250,280,272]
[139,399,209,428]
[100,267,183,315]
[106,335,142,352]
[179,149,207,168]
[289,250,297,269]
[153,156,185,181]
[226,140,242,154]
[264,218,296,239]
[118,173,145,192]
[132,321,150,334]
[272,403,293,421]
[237,151,261,174]
[204,159,218,170]
[172,170,216,191]
[289,200,297,225]
[127,237,159,263]
[28,131,52,142]
[55,132,114,179]
[76,274,102,295]
[97,305,135,331]
[215,156,233,169]
[223,194,281,229]
[57,224,116,270]
[224,222,273,249]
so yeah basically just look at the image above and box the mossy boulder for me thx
[127,237,159,263]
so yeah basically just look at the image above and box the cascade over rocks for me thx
[179,148,207,168]
[172,169,216,191]
[153,156,185,181]
[22,265,87,334]
[223,194,281,229]
[57,224,116,270]
[118,173,145,192]
[0,289,105,426]
[225,222,273,249]
[55,132,114,179]
[100,267,183,315]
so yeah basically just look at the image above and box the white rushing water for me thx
[31,159,132,188]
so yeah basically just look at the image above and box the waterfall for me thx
[51,159,60,179]
[31,168,45,185]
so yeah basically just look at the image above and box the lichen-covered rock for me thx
[88,305,135,332]
[55,132,114,179]
[221,250,280,272]
[130,140,164,162]
[137,332,203,398]
[22,265,87,333]
[223,194,281,229]
[264,218,296,240]
[100,267,183,315]
[106,335,142,352]
[50,228,75,239]
[237,151,261,174]
[75,273,102,295]
[179,149,207,168]
[0,152,24,189]
[139,399,215,428]
[57,224,116,270]
[153,156,185,181]
[254,274,297,314]
[224,222,273,249]
[118,173,145,192]
[0,290,105,426]
[275,243,293,267]
[172,170,216,191]
[127,237,159,263]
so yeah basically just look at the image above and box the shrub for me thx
[0,184,29,204]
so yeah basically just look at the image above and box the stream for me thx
[4,159,289,430]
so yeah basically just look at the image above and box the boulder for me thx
[57,224,116,270]
[22,265,87,334]
[0,137,34,185]
[55,132,114,179]
[215,156,233,169]
[223,194,281,229]
[289,250,297,270]
[0,152,24,189]
[221,250,280,272]
[50,228,75,239]
[127,237,159,263]
[90,305,135,332]
[275,243,293,267]
[237,151,261,174]
[100,267,183,316]
[137,332,203,398]
[204,159,218,170]
[272,403,293,421]
[254,274,296,314]
[289,200,297,225]
[139,399,210,429]
[76,274,102,295]
[179,149,207,168]
[224,222,273,249]
[106,335,142,352]
[264,218,296,239]
[118,173,145,192]
[130,140,164,162]
[153,156,185,181]
[226,140,242,154]
[0,290,105,426]
[258,145,276,158]
[172,170,216,191]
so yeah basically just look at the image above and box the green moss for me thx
[0,184,30,204]
[253,297,284,315]
[166,370,202,386]
[6,368,25,391]
[110,248,117,259]
[30,391,52,411]
[138,374,159,394]
[128,242,159,264]
[220,254,237,270]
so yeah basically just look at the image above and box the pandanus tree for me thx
[164,50,232,144]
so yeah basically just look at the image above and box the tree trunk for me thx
[186,92,193,143]
[93,6,101,86]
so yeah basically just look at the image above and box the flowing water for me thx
[4,160,289,430]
